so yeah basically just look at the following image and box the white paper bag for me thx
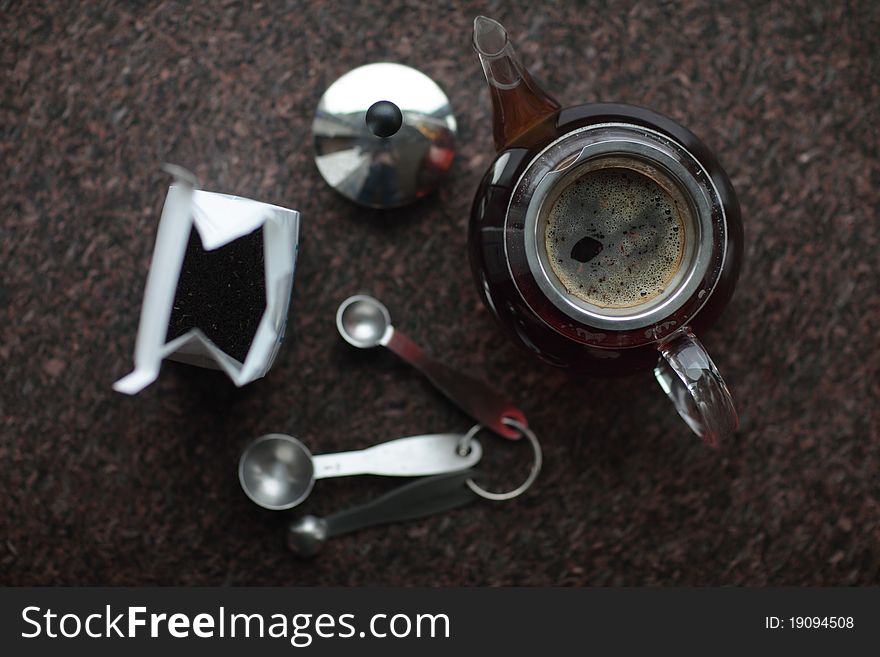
[114,183,300,394]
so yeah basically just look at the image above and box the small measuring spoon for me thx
[287,469,479,557]
[336,294,526,439]
[239,432,482,511]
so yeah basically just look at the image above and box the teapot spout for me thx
[473,16,561,151]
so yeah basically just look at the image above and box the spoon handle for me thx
[384,328,526,439]
[311,433,482,479]
[324,470,480,538]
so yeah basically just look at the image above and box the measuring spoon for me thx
[239,432,482,511]
[287,469,480,557]
[336,294,526,439]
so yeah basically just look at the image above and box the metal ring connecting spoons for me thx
[239,432,482,511]
[457,417,542,501]
[336,294,527,439]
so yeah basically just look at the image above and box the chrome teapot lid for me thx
[312,62,457,208]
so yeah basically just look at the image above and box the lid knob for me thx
[365,100,403,138]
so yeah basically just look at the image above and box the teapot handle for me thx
[654,328,738,446]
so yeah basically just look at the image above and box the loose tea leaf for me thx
[167,227,266,363]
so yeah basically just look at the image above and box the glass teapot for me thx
[468,17,743,445]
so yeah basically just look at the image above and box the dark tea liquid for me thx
[469,103,743,375]
[486,74,561,151]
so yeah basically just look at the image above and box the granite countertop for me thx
[1,0,878,585]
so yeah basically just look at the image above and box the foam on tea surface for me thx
[545,166,686,309]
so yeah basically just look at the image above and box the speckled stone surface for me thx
[1,0,878,585]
